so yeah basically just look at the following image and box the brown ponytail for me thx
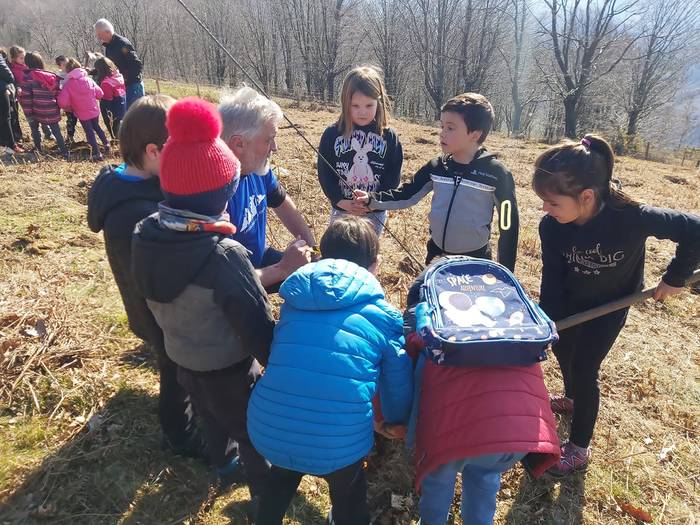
[533,133,639,208]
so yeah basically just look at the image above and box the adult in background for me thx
[94,18,144,109]
[219,87,315,291]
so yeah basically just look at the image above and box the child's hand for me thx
[337,199,368,215]
[374,420,407,439]
[652,280,684,301]
[353,189,370,205]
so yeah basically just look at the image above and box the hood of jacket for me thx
[280,259,385,311]
[131,215,222,303]
[87,165,162,233]
[104,71,125,87]
[28,69,57,90]
[67,67,88,81]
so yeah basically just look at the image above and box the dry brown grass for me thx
[0,82,698,524]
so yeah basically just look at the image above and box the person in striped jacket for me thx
[20,52,67,157]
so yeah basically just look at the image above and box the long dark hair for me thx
[532,134,638,208]
[24,52,46,70]
[93,56,117,83]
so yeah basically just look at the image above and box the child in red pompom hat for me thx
[131,97,275,511]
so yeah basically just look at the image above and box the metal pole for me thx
[556,269,700,331]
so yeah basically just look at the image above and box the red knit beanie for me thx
[160,97,241,216]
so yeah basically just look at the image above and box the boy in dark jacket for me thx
[87,94,206,459]
[354,93,519,271]
[131,97,275,504]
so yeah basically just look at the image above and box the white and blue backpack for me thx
[414,256,558,367]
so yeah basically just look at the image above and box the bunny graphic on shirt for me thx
[346,137,375,190]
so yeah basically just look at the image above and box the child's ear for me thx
[579,188,596,207]
[368,255,382,276]
[145,143,160,160]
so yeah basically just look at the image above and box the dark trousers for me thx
[0,91,16,148]
[65,111,77,141]
[29,120,66,154]
[151,342,197,446]
[80,117,109,157]
[176,357,269,495]
[553,308,628,448]
[100,98,125,139]
[425,238,492,265]
[9,94,22,141]
[257,461,370,525]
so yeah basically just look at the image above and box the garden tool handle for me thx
[556,269,700,332]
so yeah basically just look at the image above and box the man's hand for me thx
[279,238,312,278]
[652,280,684,301]
[337,199,368,215]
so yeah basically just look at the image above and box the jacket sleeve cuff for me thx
[661,271,687,288]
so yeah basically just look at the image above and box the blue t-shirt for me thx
[227,169,286,268]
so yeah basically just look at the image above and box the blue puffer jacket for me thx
[247,259,413,475]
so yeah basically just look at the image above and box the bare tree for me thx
[458,0,507,93]
[539,0,641,138]
[368,0,407,102]
[403,0,462,118]
[622,0,700,139]
[239,0,277,92]
[311,0,359,100]
[280,0,315,95]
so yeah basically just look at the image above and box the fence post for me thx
[644,141,650,160]
[156,79,161,94]
[681,149,687,166]
[196,83,201,97]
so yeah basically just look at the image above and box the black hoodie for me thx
[87,165,164,346]
[131,216,274,371]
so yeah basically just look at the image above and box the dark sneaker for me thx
[548,442,591,476]
[161,429,208,461]
[550,394,574,415]
[217,456,246,491]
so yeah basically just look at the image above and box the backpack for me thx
[414,256,558,367]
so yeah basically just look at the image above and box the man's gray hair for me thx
[219,86,283,142]
[94,18,115,34]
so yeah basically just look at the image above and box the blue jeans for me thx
[29,120,66,154]
[419,452,525,525]
[125,81,145,110]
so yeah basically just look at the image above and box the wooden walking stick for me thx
[556,269,700,331]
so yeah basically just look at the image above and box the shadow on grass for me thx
[0,386,213,525]
[504,470,586,524]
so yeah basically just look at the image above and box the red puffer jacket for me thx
[415,360,560,490]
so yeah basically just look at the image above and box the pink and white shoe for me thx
[550,394,574,415]
[548,441,591,476]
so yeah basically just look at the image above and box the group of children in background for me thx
[84,64,700,525]
[0,44,125,159]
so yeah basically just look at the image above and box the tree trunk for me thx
[626,109,640,137]
[563,95,578,139]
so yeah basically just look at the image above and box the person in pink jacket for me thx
[9,45,53,142]
[58,58,110,160]
[94,57,126,139]
[20,52,68,157]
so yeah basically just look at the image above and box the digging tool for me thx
[556,269,700,331]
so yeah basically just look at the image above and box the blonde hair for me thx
[66,58,82,72]
[337,66,391,137]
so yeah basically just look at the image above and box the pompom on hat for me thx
[160,97,240,216]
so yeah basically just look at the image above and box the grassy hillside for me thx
[0,81,698,524]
